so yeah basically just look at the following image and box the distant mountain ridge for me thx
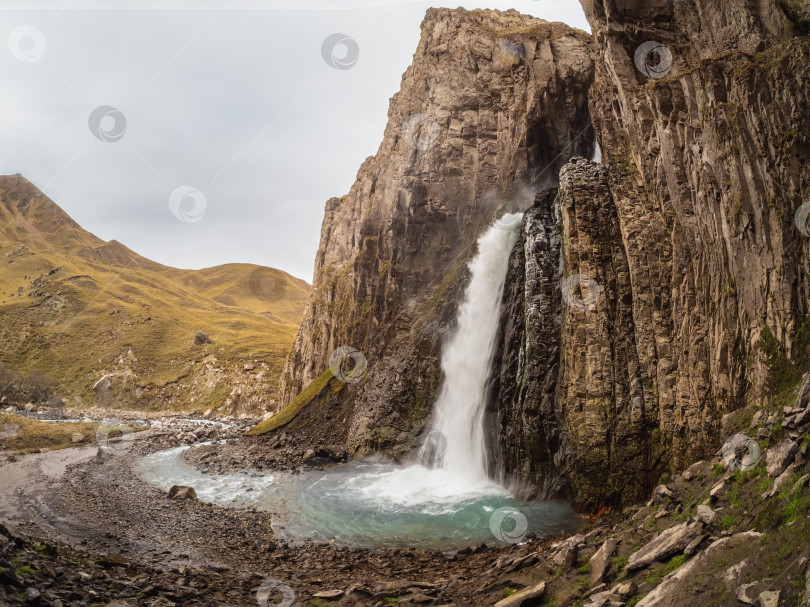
[0,173,310,416]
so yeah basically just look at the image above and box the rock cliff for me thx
[279,1,810,508]
[489,0,810,507]
[280,8,595,455]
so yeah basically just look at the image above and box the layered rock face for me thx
[280,9,595,455]
[283,1,809,508]
[490,0,810,507]
[490,160,659,505]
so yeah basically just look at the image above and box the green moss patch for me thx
[245,368,341,436]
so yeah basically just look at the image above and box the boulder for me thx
[696,504,717,526]
[709,478,728,500]
[765,464,797,498]
[551,543,577,569]
[585,590,621,607]
[494,581,545,607]
[312,589,344,600]
[194,331,213,345]
[682,461,705,481]
[93,376,112,396]
[766,439,799,477]
[736,582,757,604]
[647,484,677,506]
[23,403,35,412]
[798,374,810,409]
[25,587,41,602]
[589,538,617,584]
[791,408,810,429]
[751,410,768,427]
[683,534,707,556]
[627,520,704,571]
[554,534,585,549]
[637,532,762,607]
[759,590,781,607]
[71,433,85,444]
[613,581,637,598]
[167,485,197,500]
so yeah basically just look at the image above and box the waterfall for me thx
[592,139,602,164]
[421,213,523,484]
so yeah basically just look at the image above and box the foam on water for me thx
[135,445,277,508]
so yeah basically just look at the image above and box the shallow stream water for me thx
[135,445,577,549]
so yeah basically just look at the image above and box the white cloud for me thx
[0,0,588,281]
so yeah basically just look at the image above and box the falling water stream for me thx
[136,214,577,548]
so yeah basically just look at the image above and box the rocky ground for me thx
[0,417,589,606]
[490,375,810,607]
[2,374,810,606]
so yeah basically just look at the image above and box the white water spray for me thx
[135,215,582,547]
[422,213,523,484]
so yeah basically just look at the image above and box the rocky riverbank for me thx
[2,371,810,605]
[0,421,592,606]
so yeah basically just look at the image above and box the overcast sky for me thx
[0,0,589,282]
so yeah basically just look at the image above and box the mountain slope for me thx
[0,174,310,415]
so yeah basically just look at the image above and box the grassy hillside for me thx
[0,174,310,415]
